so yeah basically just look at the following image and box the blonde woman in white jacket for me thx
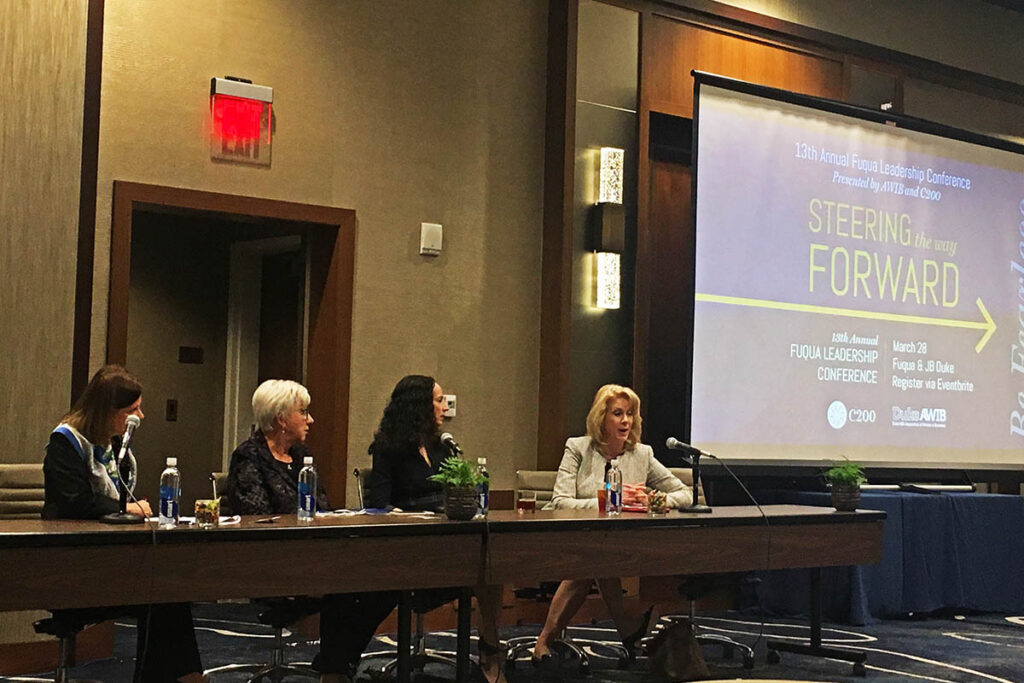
[534,384,691,666]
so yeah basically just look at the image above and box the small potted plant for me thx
[824,460,867,512]
[429,456,485,521]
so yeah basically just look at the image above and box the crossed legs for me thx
[533,578,648,657]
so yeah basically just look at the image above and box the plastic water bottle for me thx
[475,457,490,519]
[298,456,317,521]
[158,457,180,527]
[606,458,623,516]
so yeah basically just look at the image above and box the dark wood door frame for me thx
[108,181,356,505]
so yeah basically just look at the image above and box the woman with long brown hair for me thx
[43,365,206,683]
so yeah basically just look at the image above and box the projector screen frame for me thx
[685,71,1024,479]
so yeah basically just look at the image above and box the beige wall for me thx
[93,0,548,504]
[0,0,87,464]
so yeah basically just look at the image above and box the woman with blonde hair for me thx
[534,384,691,666]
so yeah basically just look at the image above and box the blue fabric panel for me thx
[757,491,1024,625]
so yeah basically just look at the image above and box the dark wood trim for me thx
[638,0,1024,105]
[631,10,653,401]
[538,0,578,471]
[71,0,105,404]
[107,181,355,506]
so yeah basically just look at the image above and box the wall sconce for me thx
[591,147,625,309]
[598,147,624,204]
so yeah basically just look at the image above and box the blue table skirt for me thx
[757,491,1024,624]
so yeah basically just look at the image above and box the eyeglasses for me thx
[297,407,310,417]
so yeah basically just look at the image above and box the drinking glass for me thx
[516,490,537,514]
[194,499,220,528]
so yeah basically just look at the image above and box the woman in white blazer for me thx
[534,384,691,666]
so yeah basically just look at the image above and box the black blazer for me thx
[226,433,329,515]
[366,439,446,512]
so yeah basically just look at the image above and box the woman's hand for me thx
[128,500,152,517]
[622,483,648,507]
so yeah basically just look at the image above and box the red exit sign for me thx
[210,77,272,166]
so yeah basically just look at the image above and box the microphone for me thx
[117,414,141,464]
[440,432,463,455]
[665,437,713,513]
[665,437,710,458]
[100,414,144,525]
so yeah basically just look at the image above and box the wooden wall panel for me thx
[644,160,694,451]
[637,12,843,453]
[642,14,843,118]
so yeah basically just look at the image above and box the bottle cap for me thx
[166,457,177,467]
[303,456,313,465]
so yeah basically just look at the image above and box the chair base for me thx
[361,648,457,676]
[205,661,318,682]
[13,674,102,683]
[505,629,633,672]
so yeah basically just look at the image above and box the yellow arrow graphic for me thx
[695,294,997,353]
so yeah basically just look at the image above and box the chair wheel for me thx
[766,649,781,664]
[853,661,866,677]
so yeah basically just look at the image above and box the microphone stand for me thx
[683,451,712,513]
[101,435,145,525]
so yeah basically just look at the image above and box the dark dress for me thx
[42,428,202,683]
[309,438,456,675]
[366,439,448,511]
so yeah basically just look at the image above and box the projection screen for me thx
[689,75,1024,469]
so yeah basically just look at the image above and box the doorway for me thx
[107,182,355,509]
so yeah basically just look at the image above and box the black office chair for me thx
[352,467,464,677]
[204,596,321,682]
[32,611,105,683]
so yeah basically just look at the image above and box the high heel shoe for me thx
[530,651,556,670]
[477,637,508,683]
[621,606,655,660]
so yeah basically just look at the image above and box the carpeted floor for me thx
[4,603,1024,682]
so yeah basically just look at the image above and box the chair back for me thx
[668,467,706,505]
[353,467,372,508]
[0,463,45,519]
[514,470,557,507]
[210,471,232,515]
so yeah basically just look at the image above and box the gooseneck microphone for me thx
[440,432,463,455]
[666,436,713,513]
[101,414,146,525]
[117,414,141,465]
[665,437,710,459]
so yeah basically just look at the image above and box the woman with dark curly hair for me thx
[366,374,449,510]
[346,375,506,683]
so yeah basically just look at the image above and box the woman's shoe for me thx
[477,638,508,683]
[621,606,655,660]
[530,651,556,670]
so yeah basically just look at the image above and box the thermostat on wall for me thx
[420,222,443,256]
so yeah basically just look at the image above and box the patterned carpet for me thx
[4,603,1024,682]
